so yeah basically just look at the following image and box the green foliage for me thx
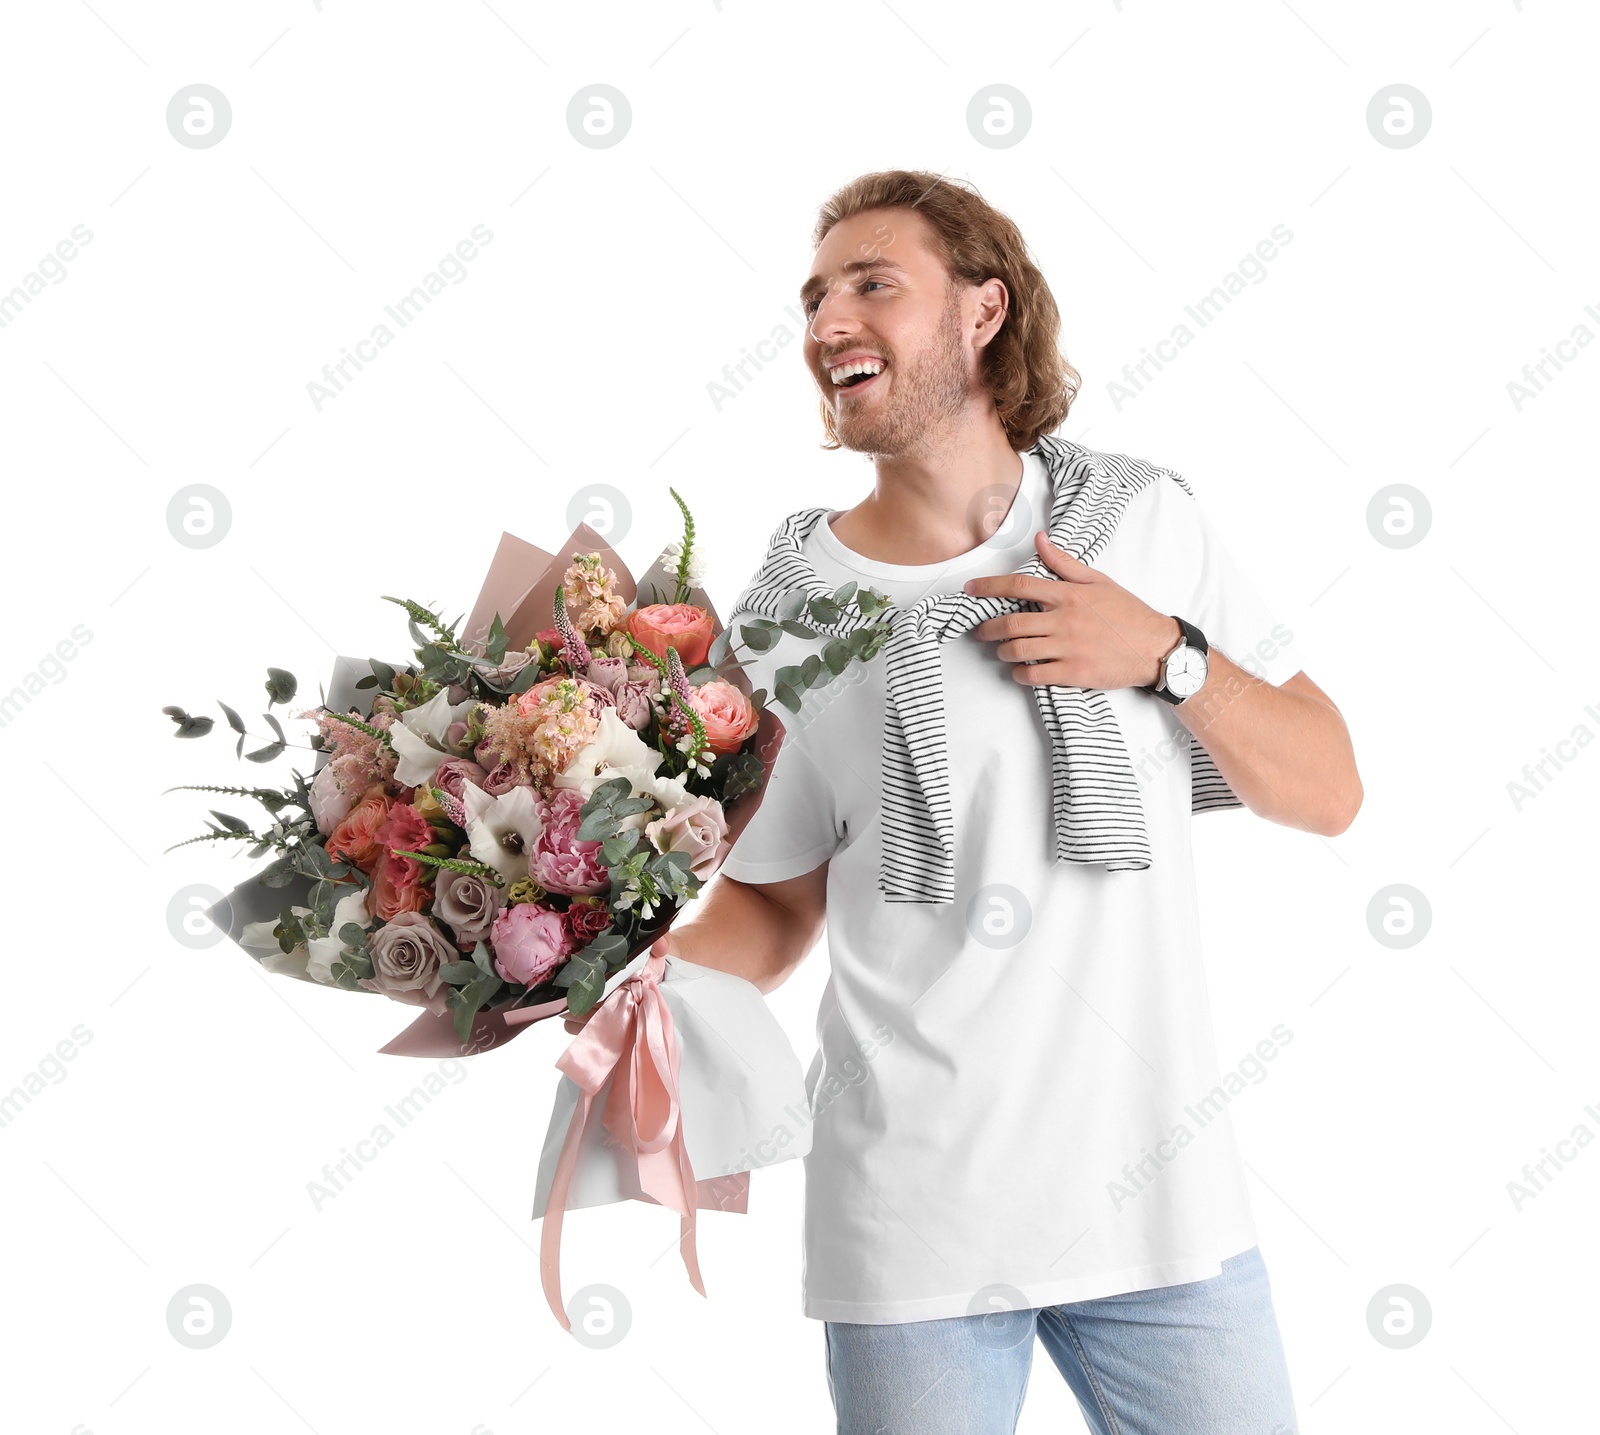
[265,668,297,705]
[386,848,505,886]
[162,705,213,738]
[575,776,655,842]
[668,487,696,605]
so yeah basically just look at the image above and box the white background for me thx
[1,1,1594,1431]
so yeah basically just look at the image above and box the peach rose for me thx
[625,604,715,668]
[687,679,760,755]
[325,785,393,876]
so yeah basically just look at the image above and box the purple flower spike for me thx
[664,645,696,735]
[553,586,592,670]
[432,785,468,829]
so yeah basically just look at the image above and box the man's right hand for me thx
[561,931,676,1035]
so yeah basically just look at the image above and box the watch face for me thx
[1166,646,1208,698]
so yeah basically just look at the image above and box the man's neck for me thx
[827,418,1026,567]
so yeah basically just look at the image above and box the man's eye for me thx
[804,279,888,316]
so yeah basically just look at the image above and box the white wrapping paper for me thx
[531,952,813,1216]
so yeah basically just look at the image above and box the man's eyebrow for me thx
[799,256,906,304]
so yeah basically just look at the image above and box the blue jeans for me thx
[824,1247,1298,1434]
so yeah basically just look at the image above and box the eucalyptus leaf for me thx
[162,706,214,738]
[265,668,297,705]
[739,623,777,654]
[821,639,853,675]
[601,831,640,864]
[219,701,246,734]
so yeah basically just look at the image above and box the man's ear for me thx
[973,276,1009,349]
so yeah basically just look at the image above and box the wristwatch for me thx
[1146,616,1209,705]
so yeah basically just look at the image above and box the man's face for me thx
[800,208,977,457]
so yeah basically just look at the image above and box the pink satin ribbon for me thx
[535,950,747,1331]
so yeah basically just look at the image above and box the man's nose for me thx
[808,284,860,339]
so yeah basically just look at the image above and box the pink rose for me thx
[363,911,452,1009]
[584,654,629,695]
[529,788,610,896]
[478,758,524,796]
[644,795,730,879]
[687,679,760,755]
[432,755,488,803]
[489,903,573,987]
[625,604,715,667]
[611,679,657,731]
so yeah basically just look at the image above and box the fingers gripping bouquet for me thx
[164,492,865,1328]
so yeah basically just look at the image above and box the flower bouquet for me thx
[164,491,825,1328]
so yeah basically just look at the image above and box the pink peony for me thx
[529,788,610,895]
[489,903,573,987]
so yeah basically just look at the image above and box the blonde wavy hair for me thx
[808,170,1080,451]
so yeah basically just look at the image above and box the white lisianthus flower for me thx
[389,688,476,787]
[552,707,689,812]
[459,779,546,887]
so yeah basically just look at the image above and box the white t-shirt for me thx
[718,440,1308,1324]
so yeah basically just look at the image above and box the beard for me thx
[831,285,971,457]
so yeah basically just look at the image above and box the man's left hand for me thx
[963,530,1181,690]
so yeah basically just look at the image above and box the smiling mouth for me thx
[834,368,884,399]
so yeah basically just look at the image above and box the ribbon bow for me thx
[533,951,746,1332]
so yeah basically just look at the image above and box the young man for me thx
[644,171,1358,1434]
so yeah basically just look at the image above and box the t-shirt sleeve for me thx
[717,728,842,884]
[1182,489,1308,688]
